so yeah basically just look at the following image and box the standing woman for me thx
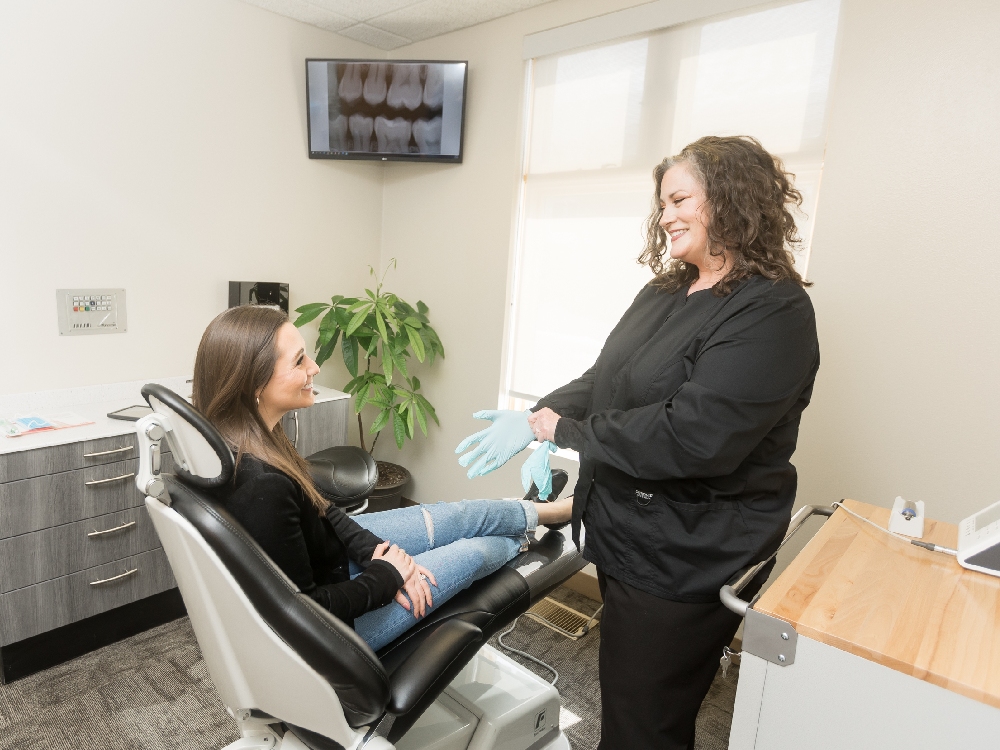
[460,135,819,749]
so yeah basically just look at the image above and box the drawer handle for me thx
[85,472,135,486]
[90,568,138,586]
[88,520,136,537]
[84,446,134,458]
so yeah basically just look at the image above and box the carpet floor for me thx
[0,585,740,749]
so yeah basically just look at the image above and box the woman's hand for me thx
[395,564,438,619]
[527,408,560,443]
[372,541,416,583]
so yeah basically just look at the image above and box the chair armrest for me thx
[386,619,483,715]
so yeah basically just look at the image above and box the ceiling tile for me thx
[241,0,354,31]
[336,22,413,50]
[371,0,557,43]
[308,0,417,23]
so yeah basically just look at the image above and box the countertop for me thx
[0,378,348,456]
[756,499,1000,708]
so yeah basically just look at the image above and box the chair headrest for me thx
[141,383,235,489]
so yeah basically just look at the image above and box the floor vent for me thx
[523,597,603,640]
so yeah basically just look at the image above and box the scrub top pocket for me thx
[624,486,753,601]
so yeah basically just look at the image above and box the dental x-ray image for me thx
[307,59,467,162]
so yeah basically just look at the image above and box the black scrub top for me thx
[537,275,819,603]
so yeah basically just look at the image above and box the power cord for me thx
[832,502,957,556]
[497,618,559,685]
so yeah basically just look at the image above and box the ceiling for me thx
[240,0,561,50]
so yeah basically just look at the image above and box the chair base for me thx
[227,646,572,750]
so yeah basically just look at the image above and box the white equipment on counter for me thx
[958,499,1000,577]
[887,496,925,539]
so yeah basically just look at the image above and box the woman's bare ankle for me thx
[536,497,573,525]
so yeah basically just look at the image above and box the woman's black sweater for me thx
[213,454,404,626]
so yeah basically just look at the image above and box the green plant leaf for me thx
[345,307,370,337]
[329,295,345,306]
[317,308,338,334]
[333,306,351,326]
[382,346,394,384]
[417,301,429,315]
[391,344,409,379]
[411,376,421,391]
[365,288,376,300]
[405,324,426,362]
[374,308,389,343]
[342,336,359,377]
[344,375,365,394]
[293,303,329,326]
[370,407,392,435]
[392,408,406,448]
[416,394,439,425]
[354,382,370,412]
[413,401,427,435]
[403,316,422,329]
[406,403,415,439]
[346,298,369,312]
[316,328,340,367]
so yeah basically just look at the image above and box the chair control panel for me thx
[56,288,127,336]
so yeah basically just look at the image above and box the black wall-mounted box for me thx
[228,282,289,314]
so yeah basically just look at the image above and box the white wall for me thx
[381,0,1000,535]
[0,0,384,397]
[377,0,650,502]
[792,0,1000,523]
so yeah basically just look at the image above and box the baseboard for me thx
[563,570,602,602]
[0,588,186,683]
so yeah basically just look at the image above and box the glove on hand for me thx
[521,441,558,500]
[455,409,535,478]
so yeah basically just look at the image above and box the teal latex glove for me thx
[456,409,535,478]
[521,441,558,500]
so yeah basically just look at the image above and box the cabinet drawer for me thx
[0,506,160,593]
[0,453,174,539]
[0,434,139,484]
[0,547,176,646]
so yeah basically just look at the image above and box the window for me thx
[503,0,840,414]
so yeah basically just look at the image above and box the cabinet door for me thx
[281,399,350,458]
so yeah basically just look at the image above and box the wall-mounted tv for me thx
[306,59,468,163]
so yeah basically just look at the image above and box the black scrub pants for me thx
[596,569,767,750]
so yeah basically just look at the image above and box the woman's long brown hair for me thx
[640,135,811,296]
[193,305,328,512]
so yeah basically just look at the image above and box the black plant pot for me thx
[366,461,411,513]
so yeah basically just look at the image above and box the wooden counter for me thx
[755,499,1000,708]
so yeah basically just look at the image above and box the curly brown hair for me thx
[639,135,810,295]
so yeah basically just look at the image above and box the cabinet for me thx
[280,394,350,458]
[0,382,351,681]
[729,500,1000,749]
[0,434,178,679]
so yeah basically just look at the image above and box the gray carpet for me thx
[0,585,739,749]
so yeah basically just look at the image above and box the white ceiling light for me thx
[240,0,560,50]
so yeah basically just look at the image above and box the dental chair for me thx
[133,384,586,750]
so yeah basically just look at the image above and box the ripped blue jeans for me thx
[349,499,538,651]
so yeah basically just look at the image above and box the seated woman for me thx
[193,305,573,652]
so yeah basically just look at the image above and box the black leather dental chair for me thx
[133,385,584,750]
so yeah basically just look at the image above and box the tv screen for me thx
[306,59,467,162]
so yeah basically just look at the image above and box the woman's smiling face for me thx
[658,163,712,269]
[256,322,319,427]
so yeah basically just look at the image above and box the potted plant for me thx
[293,260,444,509]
